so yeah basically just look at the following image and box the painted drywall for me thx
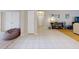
[20,10,37,34]
[20,11,28,36]
[34,11,37,33]
[3,11,20,31]
[1,10,37,34]
[44,10,79,28]
[0,12,1,31]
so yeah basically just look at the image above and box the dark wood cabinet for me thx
[50,22,63,29]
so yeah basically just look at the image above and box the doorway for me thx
[37,11,45,31]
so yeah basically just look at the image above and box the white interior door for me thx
[27,11,35,33]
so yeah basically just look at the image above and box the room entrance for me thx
[37,11,45,31]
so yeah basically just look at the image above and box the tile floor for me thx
[6,29,79,49]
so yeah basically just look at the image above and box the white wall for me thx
[0,10,28,36]
[3,11,20,31]
[0,11,2,31]
[0,10,37,35]
[20,11,28,36]
[45,10,79,28]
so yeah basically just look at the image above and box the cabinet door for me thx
[4,11,20,31]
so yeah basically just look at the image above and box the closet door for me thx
[27,10,37,34]
[27,11,35,33]
[4,11,20,31]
